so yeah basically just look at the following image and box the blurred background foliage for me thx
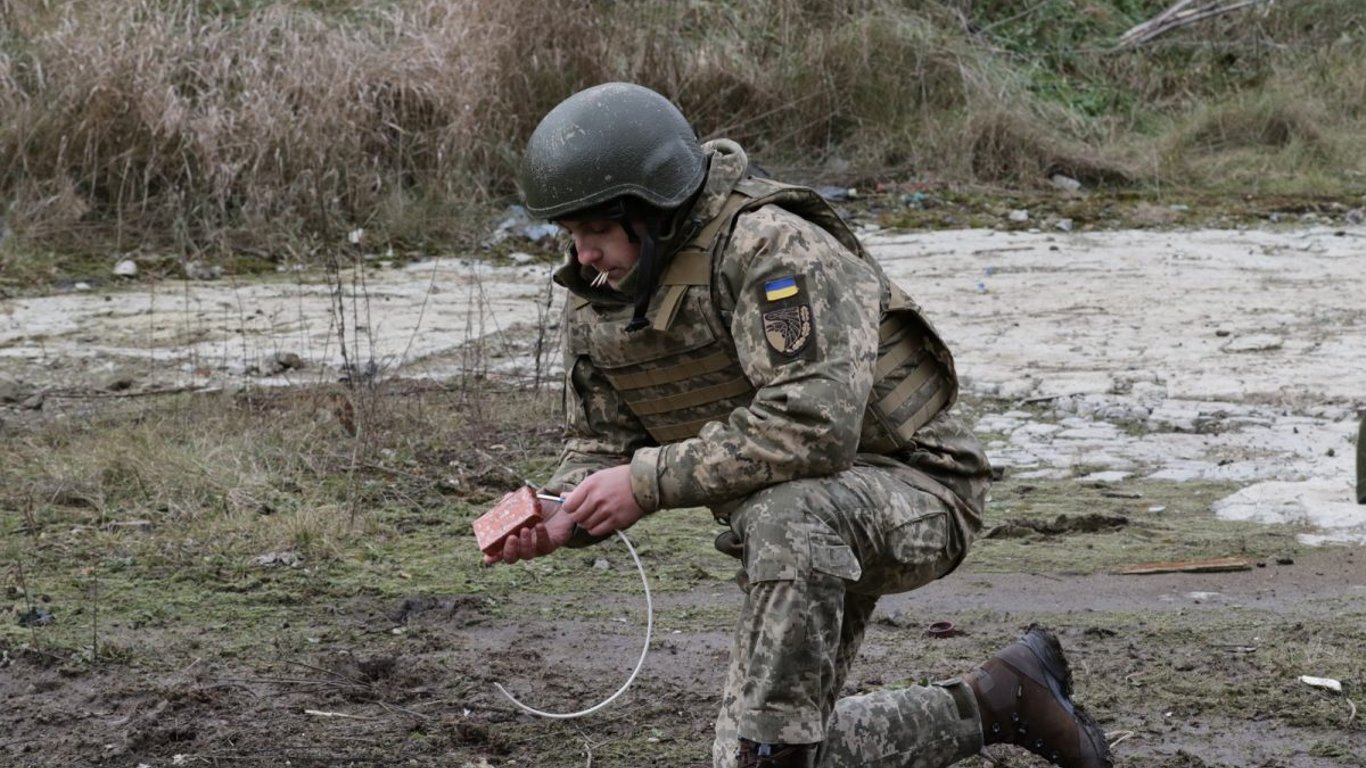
[0,0,1362,262]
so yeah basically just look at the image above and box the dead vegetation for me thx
[0,0,1363,263]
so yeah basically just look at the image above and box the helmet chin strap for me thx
[596,186,704,333]
[625,223,661,332]
[622,185,704,332]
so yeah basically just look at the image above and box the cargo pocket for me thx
[742,524,862,585]
[810,531,863,583]
[882,510,952,594]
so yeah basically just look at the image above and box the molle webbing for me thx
[605,349,733,390]
[649,192,754,332]
[589,176,957,449]
[859,284,958,454]
[602,346,753,443]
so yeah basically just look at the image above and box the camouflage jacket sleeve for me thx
[545,300,655,496]
[628,205,882,511]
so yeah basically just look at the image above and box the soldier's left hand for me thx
[562,465,645,536]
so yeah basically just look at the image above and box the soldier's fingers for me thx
[584,510,614,536]
[572,504,598,531]
[501,531,524,564]
[531,524,549,555]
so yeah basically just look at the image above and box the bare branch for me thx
[1113,0,1272,51]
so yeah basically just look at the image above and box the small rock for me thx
[275,352,304,370]
[1049,174,1082,193]
[1299,675,1342,693]
[73,281,93,292]
[1346,208,1364,225]
[1055,218,1074,232]
[184,261,223,280]
[102,373,136,392]
[253,551,302,568]
[507,251,536,265]
[21,392,45,411]
[261,352,305,376]
[1220,334,1284,353]
[113,259,138,278]
[592,557,612,571]
[0,378,25,403]
[17,607,54,627]
[1008,209,1030,223]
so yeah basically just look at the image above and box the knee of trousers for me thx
[730,481,862,585]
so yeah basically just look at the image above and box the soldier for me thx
[487,82,1112,768]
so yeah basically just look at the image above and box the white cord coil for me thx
[492,529,654,720]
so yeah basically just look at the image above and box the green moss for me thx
[968,478,1304,575]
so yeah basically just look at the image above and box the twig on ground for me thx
[1113,0,1271,51]
[1108,730,1136,748]
[304,709,371,719]
[376,701,432,721]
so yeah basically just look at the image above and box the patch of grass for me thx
[1084,610,1366,738]
[967,478,1306,575]
[0,383,562,661]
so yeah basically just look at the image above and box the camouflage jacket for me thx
[547,140,990,524]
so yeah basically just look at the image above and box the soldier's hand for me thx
[483,499,573,565]
[562,465,645,536]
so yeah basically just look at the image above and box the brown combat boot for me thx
[965,625,1112,768]
[736,739,818,768]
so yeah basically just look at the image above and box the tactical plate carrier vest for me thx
[569,176,960,455]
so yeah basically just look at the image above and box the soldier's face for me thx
[561,218,641,288]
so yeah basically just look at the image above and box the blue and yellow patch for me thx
[763,276,799,301]
[758,275,814,360]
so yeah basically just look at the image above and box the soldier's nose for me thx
[574,239,600,265]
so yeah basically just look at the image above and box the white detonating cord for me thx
[493,526,654,720]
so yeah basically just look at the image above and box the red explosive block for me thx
[473,486,543,555]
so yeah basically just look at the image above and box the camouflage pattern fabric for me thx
[544,139,992,765]
[710,463,982,767]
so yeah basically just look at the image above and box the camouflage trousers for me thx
[711,459,983,768]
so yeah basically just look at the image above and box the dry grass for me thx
[0,383,561,567]
[1161,91,1348,194]
[0,0,1363,260]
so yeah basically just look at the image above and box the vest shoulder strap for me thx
[650,176,864,330]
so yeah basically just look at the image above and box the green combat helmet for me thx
[520,82,707,330]
[519,82,705,220]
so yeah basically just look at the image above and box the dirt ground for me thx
[2,522,1362,768]
[3,216,1365,767]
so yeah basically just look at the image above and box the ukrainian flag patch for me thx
[763,276,799,301]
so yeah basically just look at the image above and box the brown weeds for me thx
[0,0,1363,257]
